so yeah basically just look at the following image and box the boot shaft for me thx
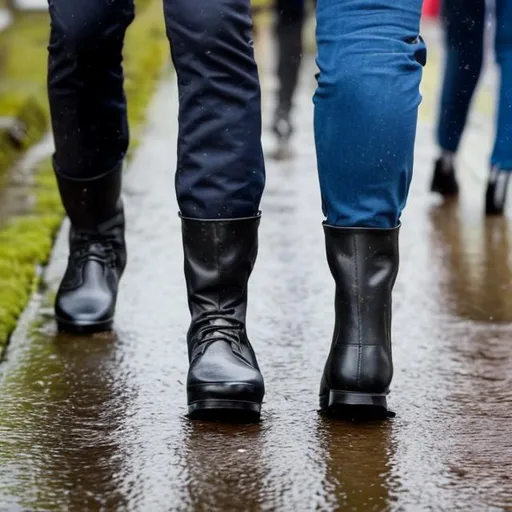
[324,225,399,348]
[54,160,124,231]
[181,215,260,321]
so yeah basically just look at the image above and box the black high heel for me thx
[430,158,459,197]
[486,167,510,215]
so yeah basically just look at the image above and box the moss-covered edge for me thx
[0,0,168,352]
[0,96,48,184]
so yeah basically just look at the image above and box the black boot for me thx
[182,215,264,420]
[430,157,459,197]
[485,167,510,215]
[54,163,127,333]
[320,225,399,418]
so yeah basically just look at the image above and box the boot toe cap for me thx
[187,341,264,404]
[55,288,115,325]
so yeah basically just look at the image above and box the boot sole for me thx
[188,399,261,423]
[56,317,114,334]
[320,390,390,420]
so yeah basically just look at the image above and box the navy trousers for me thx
[48,0,265,219]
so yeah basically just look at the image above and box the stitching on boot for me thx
[354,235,362,390]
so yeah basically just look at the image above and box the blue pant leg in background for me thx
[436,0,486,154]
[314,0,426,228]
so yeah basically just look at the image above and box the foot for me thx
[187,328,264,422]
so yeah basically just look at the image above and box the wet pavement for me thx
[0,26,511,511]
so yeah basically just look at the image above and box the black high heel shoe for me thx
[430,158,459,197]
[271,110,294,161]
[486,167,511,215]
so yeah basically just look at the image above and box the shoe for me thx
[54,163,127,333]
[320,225,399,419]
[272,109,293,141]
[182,215,264,421]
[485,167,510,215]
[271,110,293,160]
[430,157,459,197]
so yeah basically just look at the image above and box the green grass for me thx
[0,0,168,352]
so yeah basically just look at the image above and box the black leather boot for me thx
[182,215,264,420]
[485,167,510,215]
[430,157,459,197]
[54,163,127,333]
[320,225,399,418]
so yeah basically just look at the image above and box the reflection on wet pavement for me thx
[0,60,511,510]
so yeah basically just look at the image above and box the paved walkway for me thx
[0,22,510,511]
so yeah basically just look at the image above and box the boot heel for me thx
[320,390,389,419]
[485,167,510,215]
[430,158,459,197]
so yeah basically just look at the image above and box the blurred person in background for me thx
[272,0,306,159]
[431,0,512,215]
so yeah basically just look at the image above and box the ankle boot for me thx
[486,167,510,215]
[182,215,264,420]
[320,225,399,417]
[54,163,127,333]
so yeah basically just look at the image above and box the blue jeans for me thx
[48,0,265,219]
[437,0,512,170]
[314,0,426,228]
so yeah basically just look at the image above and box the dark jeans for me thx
[48,0,265,218]
[437,0,512,169]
